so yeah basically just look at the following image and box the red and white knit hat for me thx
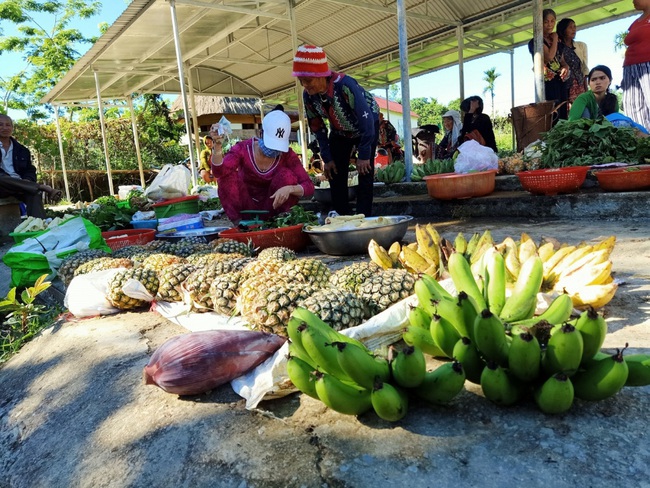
[292,45,331,77]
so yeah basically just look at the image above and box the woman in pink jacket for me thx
[209,107,314,225]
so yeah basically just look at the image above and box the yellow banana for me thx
[592,235,616,256]
[470,229,494,265]
[415,224,437,264]
[564,282,618,310]
[548,245,595,284]
[388,241,402,266]
[555,248,610,284]
[368,239,394,270]
[400,246,431,274]
[501,237,520,282]
[554,260,612,291]
[424,223,441,246]
[537,241,556,263]
[518,234,538,264]
[542,245,576,282]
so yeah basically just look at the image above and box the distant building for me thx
[374,96,419,140]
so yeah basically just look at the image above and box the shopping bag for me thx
[2,216,110,287]
[145,164,192,201]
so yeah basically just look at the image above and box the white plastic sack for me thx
[145,164,191,201]
[64,268,125,318]
[454,139,499,173]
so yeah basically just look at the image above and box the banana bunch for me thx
[410,164,426,182]
[375,161,406,184]
[367,224,446,278]
[408,254,650,413]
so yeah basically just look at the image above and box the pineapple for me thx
[58,249,109,286]
[258,247,296,262]
[211,238,256,256]
[357,269,416,316]
[73,257,133,277]
[242,282,320,335]
[240,258,284,281]
[186,252,244,267]
[166,241,212,257]
[236,275,285,316]
[107,268,159,310]
[329,262,382,293]
[157,263,196,302]
[182,260,252,311]
[141,253,186,272]
[111,245,149,259]
[277,258,331,287]
[299,288,366,331]
[209,271,246,315]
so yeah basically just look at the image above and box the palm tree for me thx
[482,67,500,118]
[613,31,627,52]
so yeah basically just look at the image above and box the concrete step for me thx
[302,174,650,221]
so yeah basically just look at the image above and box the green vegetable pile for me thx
[198,198,222,211]
[81,195,135,231]
[540,118,641,168]
[237,205,318,232]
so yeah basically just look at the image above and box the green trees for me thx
[0,0,101,117]
[482,67,501,118]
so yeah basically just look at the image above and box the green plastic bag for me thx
[2,216,110,287]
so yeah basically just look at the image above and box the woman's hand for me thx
[356,158,371,175]
[560,66,570,82]
[323,161,337,180]
[209,127,224,165]
[270,185,300,209]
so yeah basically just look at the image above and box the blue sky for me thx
[2,3,636,120]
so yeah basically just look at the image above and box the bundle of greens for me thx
[540,118,640,168]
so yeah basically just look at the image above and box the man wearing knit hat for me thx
[292,44,379,216]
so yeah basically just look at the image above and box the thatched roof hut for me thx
[170,96,299,133]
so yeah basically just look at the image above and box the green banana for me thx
[499,256,543,323]
[430,313,461,358]
[484,247,507,316]
[457,292,480,341]
[420,273,453,300]
[402,325,446,357]
[473,309,509,366]
[448,252,487,312]
[414,361,466,405]
[300,324,354,382]
[432,295,467,339]
[291,308,367,349]
[288,340,317,369]
[452,337,485,384]
[508,293,574,328]
[534,373,574,414]
[624,354,650,387]
[572,346,629,401]
[464,232,481,260]
[390,345,426,388]
[542,323,584,376]
[286,355,319,399]
[314,372,372,415]
[370,378,409,421]
[333,341,390,390]
[414,280,438,316]
[480,362,522,406]
[470,230,494,265]
[574,307,607,363]
[454,232,468,256]
[508,331,541,382]
[409,305,433,330]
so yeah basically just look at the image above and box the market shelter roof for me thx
[42,0,637,107]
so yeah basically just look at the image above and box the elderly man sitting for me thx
[0,114,61,218]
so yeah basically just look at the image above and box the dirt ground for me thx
[1,217,649,488]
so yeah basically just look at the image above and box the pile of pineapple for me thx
[58,238,416,336]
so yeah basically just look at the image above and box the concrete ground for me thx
[1,189,649,487]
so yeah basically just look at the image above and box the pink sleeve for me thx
[286,149,315,198]
[211,141,246,178]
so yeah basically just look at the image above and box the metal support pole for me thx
[127,96,146,188]
[186,64,202,166]
[457,25,465,102]
[289,1,309,169]
[533,0,545,102]
[510,49,516,151]
[397,0,413,180]
[168,0,199,188]
[94,70,114,196]
[53,106,71,202]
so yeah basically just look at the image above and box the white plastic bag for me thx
[64,268,124,318]
[145,164,191,201]
[454,140,499,173]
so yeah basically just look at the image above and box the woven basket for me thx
[517,167,588,196]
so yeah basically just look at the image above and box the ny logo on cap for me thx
[275,128,286,138]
